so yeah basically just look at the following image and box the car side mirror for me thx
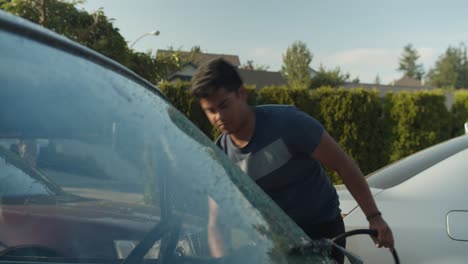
[465,122,468,135]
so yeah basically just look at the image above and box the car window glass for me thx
[0,25,329,263]
[0,149,54,198]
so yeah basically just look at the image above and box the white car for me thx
[338,134,468,264]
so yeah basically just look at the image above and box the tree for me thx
[426,44,468,89]
[127,51,160,84]
[1,0,183,84]
[158,45,202,67]
[186,45,202,63]
[241,60,270,71]
[351,77,360,84]
[398,44,425,80]
[1,0,130,64]
[281,41,313,88]
[190,45,202,53]
[375,74,381,85]
[154,46,210,82]
[309,65,355,89]
[38,0,46,26]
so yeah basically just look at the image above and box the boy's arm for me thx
[207,196,225,257]
[311,131,394,249]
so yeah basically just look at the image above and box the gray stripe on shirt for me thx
[237,138,292,180]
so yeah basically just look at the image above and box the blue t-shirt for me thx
[216,105,340,225]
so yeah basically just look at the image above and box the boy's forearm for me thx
[208,224,225,258]
[338,158,379,217]
[207,196,225,257]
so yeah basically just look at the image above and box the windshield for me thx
[0,22,332,263]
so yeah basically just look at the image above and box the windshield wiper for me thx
[288,238,363,264]
[122,217,181,264]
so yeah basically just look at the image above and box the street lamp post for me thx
[130,30,160,49]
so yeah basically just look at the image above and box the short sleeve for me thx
[286,107,324,155]
[215,134,227,153]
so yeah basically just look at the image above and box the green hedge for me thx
[383,90,451,162]
[159,82,465,184]
[310,87,385,183]
[219,86,385,182]
[451,90,468,136]
[256,86,294,105]
[158,81,213,137]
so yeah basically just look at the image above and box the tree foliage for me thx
[256,86,293,105]
[375,74,381,85]
[426,44,468,89]
[1,0,130,64]
[154,45,211,81]
[241,60,270,71]
[158,82,464,183]
[384,91,451,162]
[1,0,182,84]
[126,50,179,84]
[310,65,355,89]
[312,88,385,182]
[398,44,424,80]
[281,41,313,89]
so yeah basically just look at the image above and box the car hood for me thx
[335,185,384,215]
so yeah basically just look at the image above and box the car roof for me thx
[0,10,167,101]
[366,135,468,189]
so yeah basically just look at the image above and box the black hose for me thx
[331,229,400,264]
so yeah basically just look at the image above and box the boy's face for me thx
[199,87,248,135]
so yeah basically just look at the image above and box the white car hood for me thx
[335,185,384,215]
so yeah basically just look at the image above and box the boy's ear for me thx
[238,85,248,100]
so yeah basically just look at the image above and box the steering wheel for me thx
[122,217,182,264]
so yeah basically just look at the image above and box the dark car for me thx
[0,10,346,264]
[0,145,165,259]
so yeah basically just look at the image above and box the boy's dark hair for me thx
[191,58,243,99]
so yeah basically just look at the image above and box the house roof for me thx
[238,69,286,89]
[156,50,241,66]
[309,67,318,75]
[167,63,198,81]
[393,76,423,87]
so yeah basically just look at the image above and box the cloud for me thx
[244,47,283,70]
[316,48,398,83]
[324,48,398,66]
[252,47,278,57]
[242,46,439,82]
[418,47,437,68]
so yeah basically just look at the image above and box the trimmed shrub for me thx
[256,86,293,105]
[158,82,458,184]
[158,81,212,138]
[451,90,468,136]
[383,90,451,163]
[159,82,258,140]
[244,84,258,105]
[289,88,321,119]
[310,87,385,183]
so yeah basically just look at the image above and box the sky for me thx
[78,0,468,84]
